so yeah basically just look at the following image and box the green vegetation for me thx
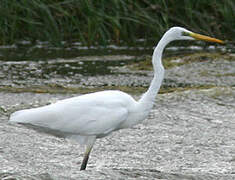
[0,0,234,46]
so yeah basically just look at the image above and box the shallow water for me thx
[0,55,135,91]
[0,43,235,179]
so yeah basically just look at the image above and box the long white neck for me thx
[139,32,172,105]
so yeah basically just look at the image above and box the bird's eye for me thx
[182,32,190,36]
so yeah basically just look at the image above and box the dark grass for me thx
[0,0,234,46]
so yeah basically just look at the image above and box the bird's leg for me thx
[80,143,93,170]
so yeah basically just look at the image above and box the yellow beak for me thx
[189,32,224,44]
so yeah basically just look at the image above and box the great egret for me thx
[9,27,224,170]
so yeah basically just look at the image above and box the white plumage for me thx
[9,27,223,170]
[10,90,146,143]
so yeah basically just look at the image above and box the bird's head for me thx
[165,27,224,44]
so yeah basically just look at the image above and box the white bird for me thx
[9,27,224,170]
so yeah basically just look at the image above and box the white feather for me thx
[9,90,138,144]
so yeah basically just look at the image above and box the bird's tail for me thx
[9,106,51,125]
[10,109,32,123]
